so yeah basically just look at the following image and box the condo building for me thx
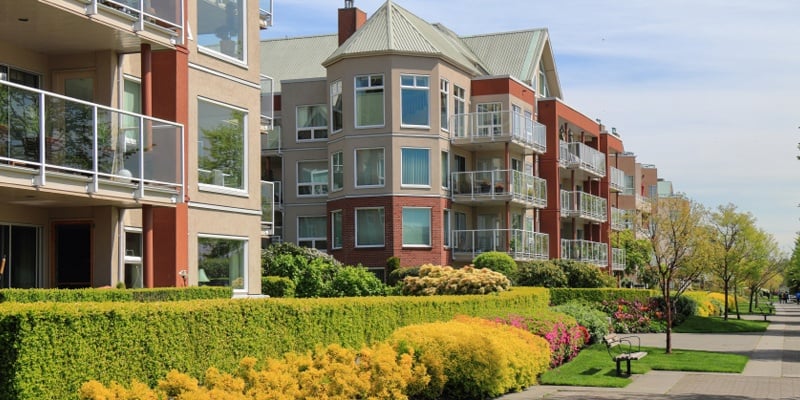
[260,0,671,277]
[0,0,273,295]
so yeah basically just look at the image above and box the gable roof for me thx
[260,34,339,93]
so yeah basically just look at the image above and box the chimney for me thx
[338,0,367,45]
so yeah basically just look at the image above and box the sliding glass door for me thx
[0,224,41,288]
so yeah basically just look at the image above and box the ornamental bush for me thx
[551,300,611,343]
[400,264,510,296]
[261,276,296,298]
[600,297,666,333]
[516,261,568,287]
[472,251,518,282]
[325,265,387,297]
[554,259,616,288]
[493,312,588,368]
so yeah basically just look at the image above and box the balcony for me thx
[259,0,274,29]
[260,181,275,236]
[559,141,605,177]
[452,229,549,262]
[86,0,184,45]
[260,75,274,132]
[560,190,607,222]
[0,80,184,205]
[612,247,626,271]
[451,111,546,153]
[609,166,625,192]
[261,124,281,154]
[561,239,608,266]
[451,170,546,208]
[611,207,633,231]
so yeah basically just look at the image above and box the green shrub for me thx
[131,287,232,302]
[389,316,550,399]
[386,256,401,284]
[551,300,610,343]
[400,265,510,296]
[516,261,568,287]
[0,288,550,399]
[652,295,699,325]
[473,251,518,282]
[492,312,587,368]
[549,288,657,306]
[326,266,387,297]
[388,266,420,286]
[0,287,231,303]
[261,276,296,298]
[554,259,616,288]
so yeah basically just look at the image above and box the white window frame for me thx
[123,227,143,289]
[477,102,502,137]
[440,79,449,132]
[331,210,343,250]
[453,85,466,137]
[197,233,248,294]
[355,147,385,188]
[443,209,451,248]
[197,0,248,66]
[331,151,344,192]
[400,74,430,128]
[296,104,328,142]
[441,150,449,189]
[197,97,249,196]
[330,80,343,133]
[402,207,432,248]
[401,147,430,188]
[355,207,385,248]
[297,216,327,252]
[354,74,385,129]
[297,160,328,197]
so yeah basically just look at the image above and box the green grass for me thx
[674,316,768,333]
[539,343,748,387]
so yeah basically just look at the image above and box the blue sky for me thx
[261,0,800,251]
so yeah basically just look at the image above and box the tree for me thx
[611,229,653,287]
[784,233,800,291]
[742,230,785,312]
[707,204,759,320]
[644,195,711,353]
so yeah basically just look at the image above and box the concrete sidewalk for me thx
[498,302,800,399]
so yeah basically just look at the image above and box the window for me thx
[298,160,328,196]
[298,216,327,251]
[443,209,451,247]
[331,210,343,249]
[403,207,431,247]
[198,235,247,291]
[355,74,384,127]
[454,154,466,173]
[124,229,143,289]
[624,175,635,195]
[512,104,522,136]
[330,80,343,132]
[331,151,343,191]
[356,208,384,247]
[453,85,466,136]
[538,63,550,97]
[441,150,449,189]
[198,98,246,191]
[122,77,141,155]
[400,74,429,127]
[197,0,246,62]
[401,148,430,187]
[296,105,328,141]
[440,79,449,131]
[477,103,502,136]
[355,148,384,187]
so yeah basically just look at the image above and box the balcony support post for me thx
[143,205,154,288]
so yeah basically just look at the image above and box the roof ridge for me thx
[261,33,337,42]
[461,27,548,39]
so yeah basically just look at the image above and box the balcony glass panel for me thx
[560,190,607,221]
[612,247,626,271]
[560,239,608,265]
[610,166,625,192]
[559,141,606,177]
[451,169,547,207]
[452,229,548,260]
[450,110,546,152]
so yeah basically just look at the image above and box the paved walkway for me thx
[498,302,800,399]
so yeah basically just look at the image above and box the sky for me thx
[260,0,800,251]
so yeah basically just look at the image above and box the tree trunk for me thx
[723,279,729,320]
[733,282,741,319]
[665,288,672,354]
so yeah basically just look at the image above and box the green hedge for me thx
[549,288,657,306]
[0,287,549,400]
[0,287,232,303]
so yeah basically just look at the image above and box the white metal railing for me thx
[89,0,184,44]
[260,75,274,132]
[611,207,633,231]
[451,169,546,207]
[259,0,274,29]
[560,190,607,221]
[260,181,274,230]
[0,79,184,200]
[612,247,626,271]
[610,166,625,192]
[452,229,549,261]
[561,239,608,266]
[451,111,546,153]
[559,141,606,177]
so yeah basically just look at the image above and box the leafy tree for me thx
[644,195,711,353]
[785,233,800,291]
[611,230,652,286]
[741,230,785,312]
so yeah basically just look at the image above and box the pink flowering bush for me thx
[493,313,588,368]
[600,298,667,333]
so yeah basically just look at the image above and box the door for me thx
[0,224,41,288]
[54,222,92,288]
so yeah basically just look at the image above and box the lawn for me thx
[674,316,768,333]
[539,343,748,387]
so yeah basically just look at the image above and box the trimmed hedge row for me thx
[549,287,657,306]
[0,287,233,303]
[0,287,549,400]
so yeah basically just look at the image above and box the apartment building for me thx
[261,0,670,275]
[0,0,273,295]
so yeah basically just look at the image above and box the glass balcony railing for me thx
[612,247,626,271]
[559,141,605,177]
[451,169,546,207]
[611,207,633,231]
[561,239,608,266]
[262,124,281,151]
[260,180,274,231]
[0,79,184,200]
[560,190,607,221]
[451,111,546,153]
[452,229,549,261]
[260,75,274,132]
[610,166,625,192]
[90,0,184,43]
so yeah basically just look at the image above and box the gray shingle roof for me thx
[461,29,548,85]
[260,34,339,93]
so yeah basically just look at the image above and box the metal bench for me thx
[603,333,648,376]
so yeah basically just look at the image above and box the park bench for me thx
[760,303,775,321]
[603,333,648,376]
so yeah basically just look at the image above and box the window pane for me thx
[332,152,343,191]
[298,161,328,196]
[402,208,431,246]
[356,208,384,246]
[441,151,449,188]
[198,99,246,190]
[330,80,343,132]
[356,88,384,126]
[443,209,451,247]
[401,88,429,126]
[299,216,326,237]
[198,237,246,290]
[332,211,343,248]
[197,0,245,61]
[402,148,429,186]
[356,148,384,186]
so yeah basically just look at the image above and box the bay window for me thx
[356,208,385,247]
[400,74,429,127]
[355,74,384,127]
[402,207,431,247]
[401,148,430,187]
[355,148,384,187]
